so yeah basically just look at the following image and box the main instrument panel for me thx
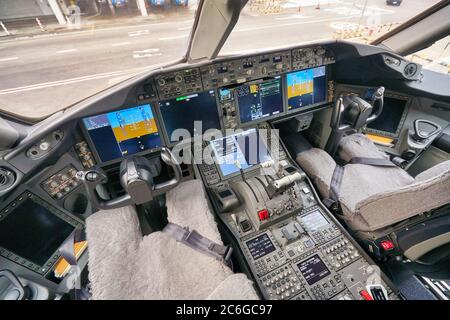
[79,45,335,163]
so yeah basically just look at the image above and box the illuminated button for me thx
[380,240,395,251]
[258,209,269,221]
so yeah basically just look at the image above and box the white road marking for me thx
[275,14,311,20]
[128,30,150,37]
[235,15,367,32]
[0,56,18,62]
[158,34,188,40]
[0,66,156,95]
[133,53,162,59]
[133,48,160,54]
[56,49,78,54]
[111,41,131,47]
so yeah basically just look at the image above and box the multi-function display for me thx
[246,234,276,260]
[298,254,331,285]
[159,90,221,143]
[210,128,272,177]
[236,77,283,124]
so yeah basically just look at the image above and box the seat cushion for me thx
[86,179,259,300]
[297,148,415,231]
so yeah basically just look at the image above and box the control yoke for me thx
[78,148,182,210]
[326,87,384,155]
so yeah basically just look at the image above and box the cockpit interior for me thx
[0,0,449,302]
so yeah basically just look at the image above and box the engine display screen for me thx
[159,90,220,143]
[286,66,327,111]
[0,196,75,267]
[366,97,407,134]
[246,234,276,260]
[82,104,161,163]
[210,128,272,177]
[236,77,283,124]
[301,210,330,231]
[298,255,331,285]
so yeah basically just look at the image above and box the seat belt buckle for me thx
[223,246,233,263]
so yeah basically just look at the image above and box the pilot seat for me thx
[85,179,259,300]
[294,90,450,265]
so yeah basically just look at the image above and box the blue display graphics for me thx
[236,77,283,124]
[286,66,327,111]
[210,128,272,177]
[82,104,161,162]
[159,90,221,143]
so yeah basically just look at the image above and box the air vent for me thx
[0,168,15,191]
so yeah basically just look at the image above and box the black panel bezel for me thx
[0,191,83,275]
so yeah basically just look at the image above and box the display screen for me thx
[301,210,330,231]
[82,104,161,162]
[298,255,331,285]
[246,234,276,260]
[366,97,407,134]
[0,198,75,266]
[159,90,220,143]
[236,77,283,123]
[210,128,272,177]
[286,66,327,111]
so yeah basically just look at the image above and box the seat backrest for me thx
[352,160,450,231]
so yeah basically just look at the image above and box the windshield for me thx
[0,0,197,119]
[0,0,442,119]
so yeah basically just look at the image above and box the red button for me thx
[258,209,269,221]
[360,290,374,300]
[380,240,394,251]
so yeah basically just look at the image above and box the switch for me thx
[380,240,394,251]
[258,209,269,221]
[360,290,374,301]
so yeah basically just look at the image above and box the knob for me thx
[39,141,50,151]
[158,78,166,86]
[175,74,183,83]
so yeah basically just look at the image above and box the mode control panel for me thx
[201,51,291,89]
[155,68,203,99]
[41,165,81,200]
[292,46,335,71]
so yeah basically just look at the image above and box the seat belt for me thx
[163,223,233,266]
[325,157,397,208]
[58,228,91,300]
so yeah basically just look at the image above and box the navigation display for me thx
[82,104,161,163]
[286,66,327,111]
[236,77,283,123]
[298,255,331,285]
[210,128,272,177]
[246,234,276,260]
[366,97,407,134]
[159,90,220,143]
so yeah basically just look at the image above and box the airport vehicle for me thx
[0,0,448,300]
